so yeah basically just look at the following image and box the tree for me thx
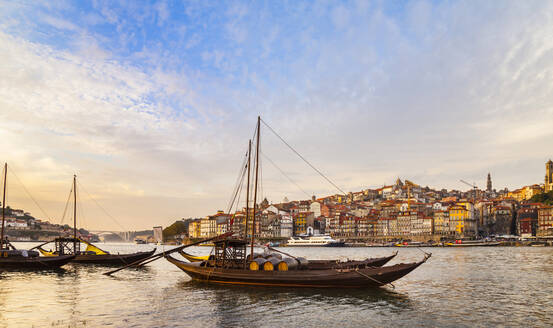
[163,221,188,239]
[529,191,553,205]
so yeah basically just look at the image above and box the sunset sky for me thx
[1,1,552,231]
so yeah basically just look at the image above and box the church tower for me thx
[546,160,553,192]
[486,173,492,192]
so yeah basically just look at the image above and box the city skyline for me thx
[1,1,553,230]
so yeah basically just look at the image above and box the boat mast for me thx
[245,140,251,240]
[73,174,77,252]
[251,116,260,258]
[1,163,7,250]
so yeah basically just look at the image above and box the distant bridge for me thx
[88,230,133,242]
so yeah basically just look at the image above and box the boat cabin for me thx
[211,238,248,269]
[54,237,81,255]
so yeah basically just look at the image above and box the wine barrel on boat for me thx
[277,257,298,271]
[249,257,267,270]
[262,257,282,271]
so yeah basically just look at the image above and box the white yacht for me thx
[285,235,345,247]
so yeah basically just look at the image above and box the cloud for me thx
[1,0,553,229]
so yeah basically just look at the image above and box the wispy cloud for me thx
[1,0,553,229]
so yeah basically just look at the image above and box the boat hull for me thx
[0,255,75,270]
[166,255,427,288]
[70,249,156,264]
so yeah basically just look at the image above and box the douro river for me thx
[1,243,552,327]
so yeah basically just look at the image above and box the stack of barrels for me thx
[248,252,308,271]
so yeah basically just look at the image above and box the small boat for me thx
[285,235,345,247]
[0,163,75,271]
[37,237,156,265]
[0,249,75,270]
[35,175,155,265]
[134,239,147,244]
[444,240,500,247]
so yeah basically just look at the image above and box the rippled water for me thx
[1,243,552,328]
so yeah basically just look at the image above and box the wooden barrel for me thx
[262,257,282,271]
[249,257,267,271]
[277,257,298,271]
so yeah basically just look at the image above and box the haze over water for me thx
[1,243,551,328]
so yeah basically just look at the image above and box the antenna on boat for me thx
[1,163,7,250]
[251,116,261,258]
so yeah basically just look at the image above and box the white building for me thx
[309,202,321,217]
[280,214,293,238]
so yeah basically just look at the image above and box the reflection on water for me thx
[1,243,552,328]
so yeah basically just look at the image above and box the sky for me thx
[1,0,552,231]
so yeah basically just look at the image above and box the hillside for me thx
[529,191,553,205]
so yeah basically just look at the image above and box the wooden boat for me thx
[0,163,76,270]
[36,237,156,265]
[0,249,75,270]
[444,240,500,247]
[167,250,429,288]
[34,175,156,265]
[168,237,427,288]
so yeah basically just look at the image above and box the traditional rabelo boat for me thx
[0,163,75,270]
[33,175,155,265]
[166,239,428,288]
[164,117,430,288]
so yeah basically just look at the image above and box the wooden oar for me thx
[266,245,300,261]
[103,232,234,276]
[29,241,52,251]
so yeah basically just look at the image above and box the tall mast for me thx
[251,116,260,257]
[73,174,77,251]
[245,140,251,240]
[1,163,7,250]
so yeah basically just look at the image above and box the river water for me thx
[1,243,552,328]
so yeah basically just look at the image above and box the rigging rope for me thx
[76,181,126,231]
[226,148,249,214]
[7,166,52,221]
[260,118,346,195]
[60,185,73,225]
[260,150,311,198]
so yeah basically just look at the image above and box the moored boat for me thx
[167,243,428,288]
[285,235,345,247]
[34,175,156,265]
[444,240,500,247]
[0,249,75,270]
[0,163,76,271]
